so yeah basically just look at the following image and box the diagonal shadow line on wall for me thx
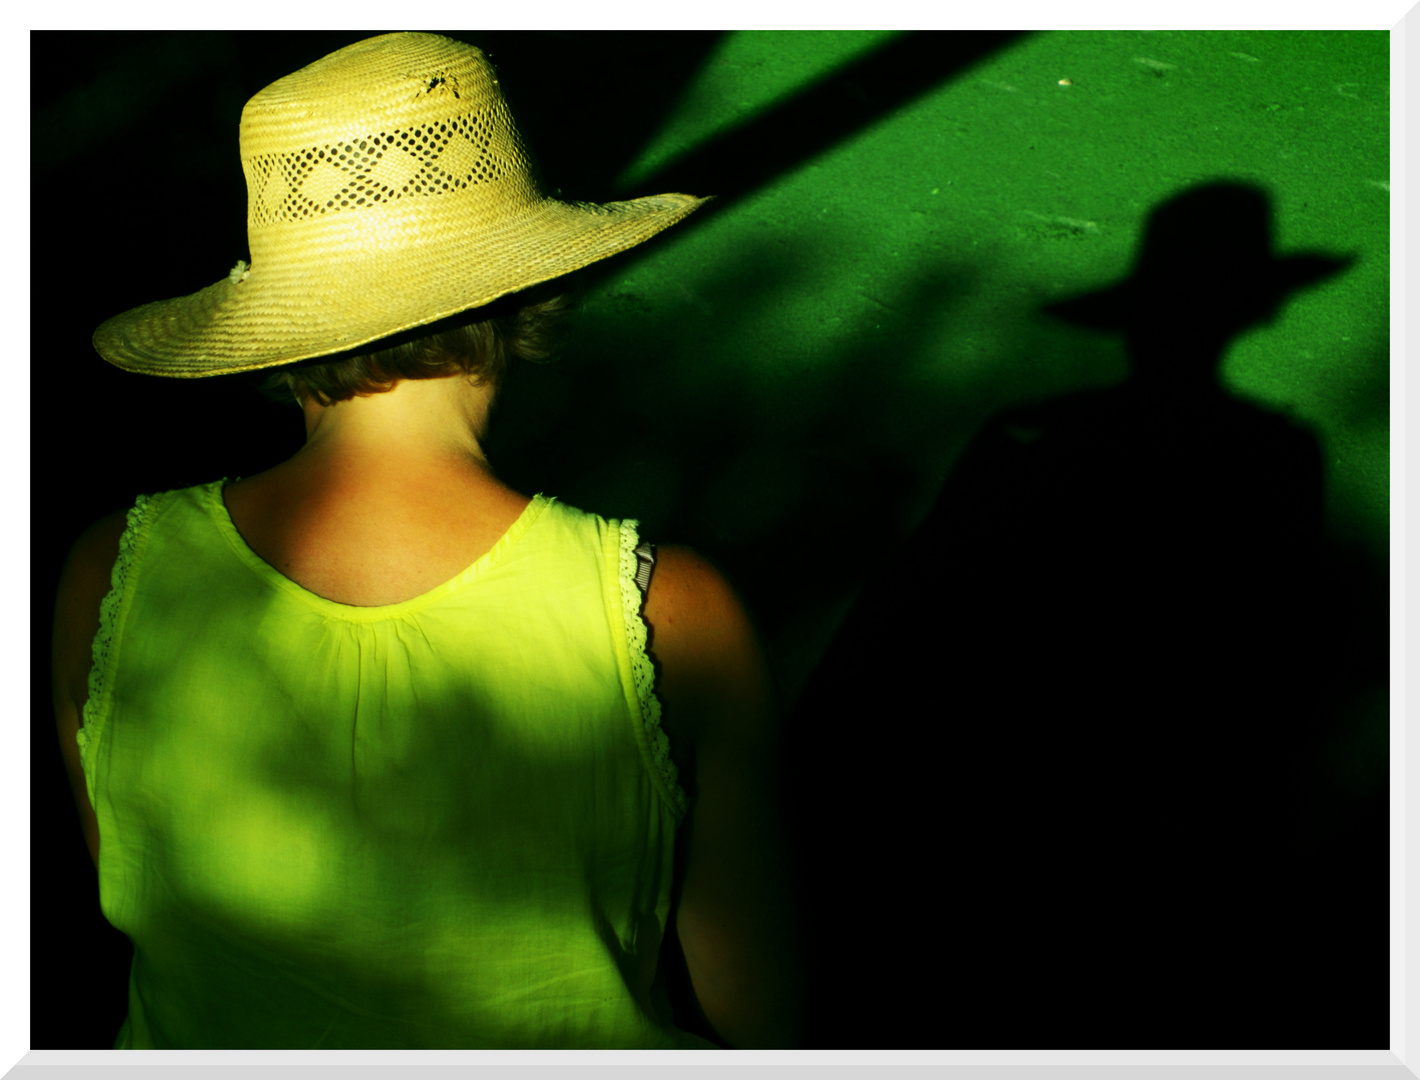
[577,30,1035,287]
[619,30,1034,203]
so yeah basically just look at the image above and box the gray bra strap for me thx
[633,540,657,599]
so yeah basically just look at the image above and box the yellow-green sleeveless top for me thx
[77,479,712,1049]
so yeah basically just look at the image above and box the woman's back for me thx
[54,379,802,1048]
[221,446,697,791]
[66,474,708,1048]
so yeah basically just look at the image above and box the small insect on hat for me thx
[93,32,711,377]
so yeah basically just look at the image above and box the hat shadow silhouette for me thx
[784,181,1381,1048]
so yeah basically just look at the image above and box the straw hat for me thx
[93,32,711,377]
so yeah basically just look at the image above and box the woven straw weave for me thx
[94,33,709,377]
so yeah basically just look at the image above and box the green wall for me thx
[487,30,1388,705]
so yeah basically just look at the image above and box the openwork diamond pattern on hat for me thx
[248,103,521,224]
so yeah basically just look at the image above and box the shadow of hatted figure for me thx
[784,181,1381,1048]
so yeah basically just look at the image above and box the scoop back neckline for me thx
[206,478,550,618]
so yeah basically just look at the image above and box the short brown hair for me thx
[258,282,574,408]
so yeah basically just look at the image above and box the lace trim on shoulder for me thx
[76,494,153,777]
[618,519,688,818]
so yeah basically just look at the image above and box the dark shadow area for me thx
[784,181,1386,1047]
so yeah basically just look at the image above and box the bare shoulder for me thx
[53,509,130,714]
[642,546,802,1047]
[642,545,774,750]
[643,546,757,653]
[71,508,130,568]
[59,508,130,607]
[52,507,129,870]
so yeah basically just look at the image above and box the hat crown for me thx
[1131,184,1274,282]
[238,33,539,229]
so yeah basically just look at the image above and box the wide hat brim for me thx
[94,192,709,378]
[1043,253,1353,332]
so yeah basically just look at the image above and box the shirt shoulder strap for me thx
[632,540,656,599]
